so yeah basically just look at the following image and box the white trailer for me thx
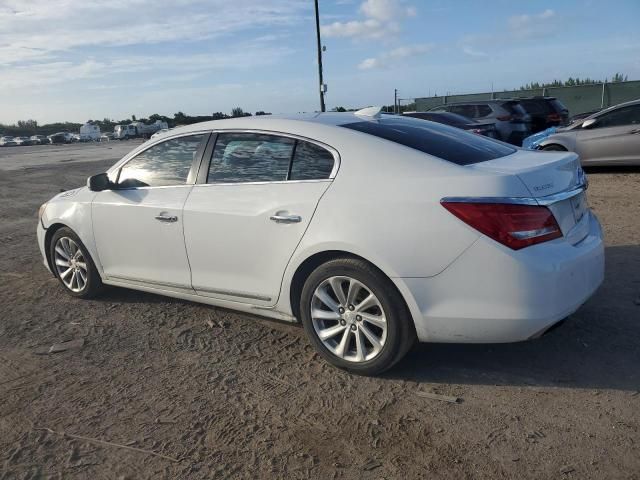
[79,123,101,141]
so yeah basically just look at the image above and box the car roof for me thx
[590,98,640,118]
[162,111,405,136]
[509,96,557,101]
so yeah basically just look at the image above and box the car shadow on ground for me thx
[388,245,640,392]
[90,246,639,392]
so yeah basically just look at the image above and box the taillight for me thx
[546,113,561,122]
[496,115,513,121]
[441,202,562,250]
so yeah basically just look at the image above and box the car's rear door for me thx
[183,131,337,306]
[92,133,209,292]
[575,104,640,165]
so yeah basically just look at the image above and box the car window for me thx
[289,141,335,180]
[449,105,476,118]
[549,98,568,113]
[519,100,549,115]
[117,134,205,188]
[476,104,492,117]
[595,105,640,128]
[341,116,515,165]
[207,133,295,183]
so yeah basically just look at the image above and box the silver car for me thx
[538,99,640,166]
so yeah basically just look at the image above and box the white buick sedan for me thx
[37,108,605,375]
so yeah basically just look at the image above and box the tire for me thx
[542,144,567,152]
[300,257,416,375]
[49,227,103,298]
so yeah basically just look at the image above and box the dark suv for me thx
[515,97,569,133]
[429,100,531,145]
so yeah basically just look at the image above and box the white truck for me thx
[113,120,169,140]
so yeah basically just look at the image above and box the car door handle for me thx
[155,214,178,223]
[629,128,640,134]
[270,213,302,224]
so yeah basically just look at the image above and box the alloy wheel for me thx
[54,237,88,293]
[311,276,387,362]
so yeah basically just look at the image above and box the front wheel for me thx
[300,258,416,375]
[50,227,103,298]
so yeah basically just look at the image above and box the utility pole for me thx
[394,89,398,114]
[314,0,326,112]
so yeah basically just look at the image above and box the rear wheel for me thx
[300,257,415,375]
[50,227,103,298]
[542,144,567,151]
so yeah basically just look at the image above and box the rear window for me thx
[341,117,515,165]
[503,102,528,116]
[549,98,568,113]
[519,99,550,115]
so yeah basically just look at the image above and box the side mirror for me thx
[87,173,112,192]
[581,118,597,129]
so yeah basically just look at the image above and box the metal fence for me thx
[414,80,640,115]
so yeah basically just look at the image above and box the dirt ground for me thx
[0,143,638,479]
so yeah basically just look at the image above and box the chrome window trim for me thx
[441,184,587,207]
[193,179,332,188]
[107,130,211,175]
[108,184,195,191]
[205,128,341,183]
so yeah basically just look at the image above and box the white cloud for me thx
[508,9,555,29]
[358,57,380,70]
[322,19,385,38]
[0,0,307,66]
[0,45,295,90]
[358,43,433,69]
[458,9,559,52]
[508,9,558,39]
[462,46,488,58]
[322,0,415,39]
[360,0,415,21]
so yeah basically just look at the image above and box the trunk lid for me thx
[470,149,583,197]
[470,150,589,244]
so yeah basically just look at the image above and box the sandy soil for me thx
[0,144,638,479]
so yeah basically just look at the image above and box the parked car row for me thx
[411,96,570,146]
[0,132,92,146]
[1,135,47,146]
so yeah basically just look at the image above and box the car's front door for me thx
[92,133,208,292]
[183,132,337,306]
[575,104,640,165]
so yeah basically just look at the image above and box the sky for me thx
[1,0,639,124]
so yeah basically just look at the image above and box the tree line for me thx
[0,107,271,137]
[518,73,628,90]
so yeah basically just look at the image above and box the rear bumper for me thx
[401,211,604,343]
